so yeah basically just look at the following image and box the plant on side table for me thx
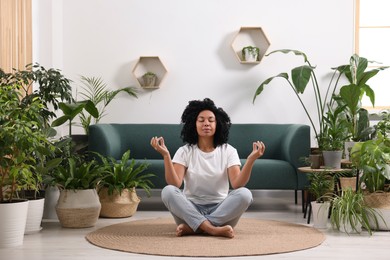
[95,150,155,218]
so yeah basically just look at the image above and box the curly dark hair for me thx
[180,98,231,147]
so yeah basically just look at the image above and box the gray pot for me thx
[322,150,343,169]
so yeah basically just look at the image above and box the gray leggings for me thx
[161,185,253,232]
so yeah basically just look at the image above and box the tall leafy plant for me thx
[77,76,138,135]
[0,84,54,202]
[253,49,346,148]
[338,54,388,141]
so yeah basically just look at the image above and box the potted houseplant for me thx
[0,84,54,246]
[77,76,138,135]
[142,72,157,87]
[350,132,390,230]
[306,172,334,229]
[242,46,260,62]
[330,188,380,235]
[319,104,350,169]
[44,152,104,228]
[336,55,387,160]
[95,150,154,218]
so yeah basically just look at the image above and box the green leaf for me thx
[339,84,360,116]
[253,73,288,103]
[291,65,312,94]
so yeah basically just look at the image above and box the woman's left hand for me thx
[248,141,265,160]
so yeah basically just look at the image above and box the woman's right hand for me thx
[150,136,170,157]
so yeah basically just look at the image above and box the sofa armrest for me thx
[89,124,122,159]
[280,124,310,169]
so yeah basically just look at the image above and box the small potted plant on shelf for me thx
[242,46,260,62]
[306,172,334,229]
[95,150,155,218]
[330,188,380,235]
[142,72,157,87]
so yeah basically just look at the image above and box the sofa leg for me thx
[294,190,297,204]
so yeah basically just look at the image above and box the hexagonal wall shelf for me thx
[231,27,271,64]
[132,56,168,89]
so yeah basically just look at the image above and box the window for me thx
[356,0,390,110]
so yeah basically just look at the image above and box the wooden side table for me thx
[298,166,353,224]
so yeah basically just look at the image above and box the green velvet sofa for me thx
[88,123,311,199]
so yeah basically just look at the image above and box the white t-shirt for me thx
[172,143,241,204]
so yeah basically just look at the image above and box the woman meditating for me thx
[150,98,265,238]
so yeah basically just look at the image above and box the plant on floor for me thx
[94,150,154,217]
[330,188,380,235]
[77,76,138,135]
[0,84,55,203]
[337,54,387,142]
[307,172,334,203]
[96,150,154,196]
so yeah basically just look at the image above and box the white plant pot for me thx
[56,189,101,228]
[0,200,29,248]
[311,201,330,229]
[344,141,357,161]
[339,218,362,234]
[25,197,45,234]
[368,208,390,230]
[43,186,60,220]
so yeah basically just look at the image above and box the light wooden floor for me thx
[1,190,390,260]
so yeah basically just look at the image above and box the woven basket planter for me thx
[56,189,101,228]
[363,192,390,230]
[98,187,140,218]
[339,177,357,192]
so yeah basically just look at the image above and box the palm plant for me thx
[77,76,138,134]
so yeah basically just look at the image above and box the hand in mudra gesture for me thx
[150,136,170,157]
[248,141,265,160]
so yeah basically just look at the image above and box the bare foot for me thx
[199,220,235,238]
[176,223,196,237]
[208,225,234,238]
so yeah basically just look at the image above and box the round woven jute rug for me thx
[85,218,325,257]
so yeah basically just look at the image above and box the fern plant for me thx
[95,150,155,196]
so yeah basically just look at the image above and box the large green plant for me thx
[95,150,154,196]
[350,133,390,192]
[253,50,385,147]
[330,188,380,235]
[337,54,387,141]
[77,76,138,135]
[44,156,103,190]
[0,63,73,127]
[0,84,54,202]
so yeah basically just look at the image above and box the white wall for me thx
[32,0,355,145]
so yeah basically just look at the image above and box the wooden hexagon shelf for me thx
[231,27,271,64]
[132,56,168,88]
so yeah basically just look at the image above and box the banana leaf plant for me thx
[253,49,347,148]
[338,54,388,141]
